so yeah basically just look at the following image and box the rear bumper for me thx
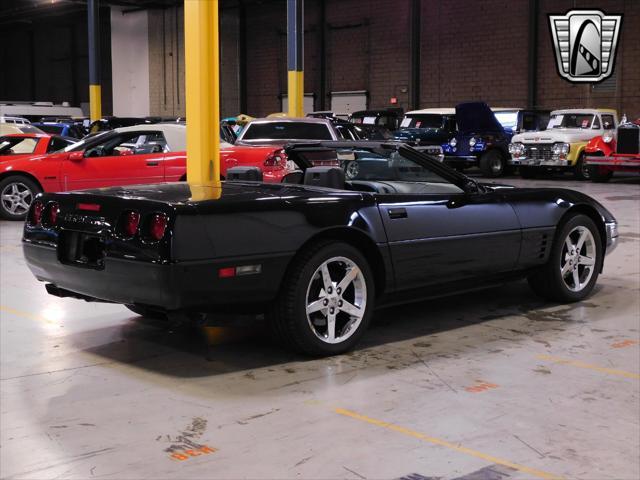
[23,242,292,311]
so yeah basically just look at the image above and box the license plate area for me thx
[58,231,106,270]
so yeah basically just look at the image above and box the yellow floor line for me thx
[335,407,562,480]
[0,305,54,324]
[537,354,640,380]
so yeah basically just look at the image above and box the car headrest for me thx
[282,171,304,184]
[226,166,263,182]
[303,167,345,189]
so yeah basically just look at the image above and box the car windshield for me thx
[291,146,465,195]
[0,136,39,155]
[548,114,594,129]
[400,114,444,129]
[494,111,519,130]
[62,131,110,152]
[241,122,333,141]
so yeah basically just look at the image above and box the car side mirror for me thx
[463,179,483,194]
[68,151,84,162]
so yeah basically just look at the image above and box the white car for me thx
[509,108,618,180]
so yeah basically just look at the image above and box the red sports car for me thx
[0,124,292,220]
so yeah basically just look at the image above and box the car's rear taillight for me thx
[264,149,286,168]
[30,201,44,226]
[119,211,141,237]
[148,213,168,241]
[47,202,60,226]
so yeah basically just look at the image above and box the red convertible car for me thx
[0,124,291,220]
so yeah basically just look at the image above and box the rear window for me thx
[0,137,40,154]
[241,122,333,141]
[37,124,64,135]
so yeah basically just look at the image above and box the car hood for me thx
[456,102,504,134]
[0,154,35,163]
[512,129,599,144]
[0,153,49,168]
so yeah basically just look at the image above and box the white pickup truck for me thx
[508,109,618,180]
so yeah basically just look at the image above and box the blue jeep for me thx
[442,103,550,177]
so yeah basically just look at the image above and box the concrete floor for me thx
[1,174,639,480]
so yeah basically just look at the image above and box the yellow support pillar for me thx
[89,85,102,122]
[87,0,102,122]
[287,71,304,118]
[287,0,304,117]
[184,0,220,189]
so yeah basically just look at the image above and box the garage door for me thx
[330,91,367,114]
[281,94,315,115]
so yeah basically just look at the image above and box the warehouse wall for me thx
[146,5,241,118]
[0,9,112,115]
[420,0,639,116]
[142,0,638,119]
[241,0,412,116]
[148,6,184,118]
[535,0,639,116]
[111,8,150,117]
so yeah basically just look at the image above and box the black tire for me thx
[0,175,42,221]
[125,304,168,321]
[519,166,537,179]
[270,240,375,356]
[528,214,602,302]
[479,150,505,177]
[573,154,590,181]
[588,165,613,183]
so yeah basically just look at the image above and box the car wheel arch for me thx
[558,204,608,264]
[279,227,387,298]
[0,171,44,192]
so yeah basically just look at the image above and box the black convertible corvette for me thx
[22,142,618,356]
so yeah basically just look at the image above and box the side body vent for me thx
[520,228,555,267]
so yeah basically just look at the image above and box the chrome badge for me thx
[549,9,622,83]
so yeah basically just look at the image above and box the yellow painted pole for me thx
[89,85,102,121]
[87,0,102,122]
[287,0,304,117]
[184,0,220,189]
[287,71,304,118]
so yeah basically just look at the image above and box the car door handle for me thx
[387,208,407,219]
[146,161,159,166]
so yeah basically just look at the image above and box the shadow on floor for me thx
[75,280,604,382]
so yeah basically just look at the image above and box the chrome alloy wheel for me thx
[560,226,596,292]
[1,182,33,216]
[305,256,367,344]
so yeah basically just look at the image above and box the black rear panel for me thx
[58,231,106,269]
[24,192,177,264]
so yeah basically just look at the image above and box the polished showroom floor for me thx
[1,174,639,480]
